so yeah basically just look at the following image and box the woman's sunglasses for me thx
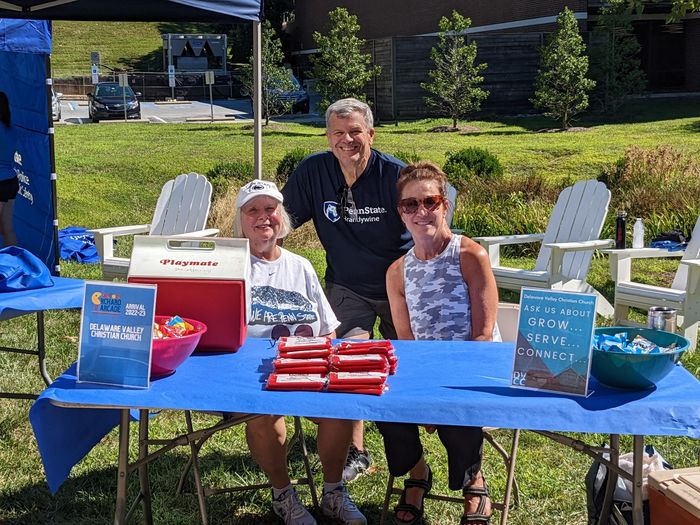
[398,195,445,214]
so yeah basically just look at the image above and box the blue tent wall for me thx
[0,20,54,270]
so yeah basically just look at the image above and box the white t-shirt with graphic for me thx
[247,248,340,340]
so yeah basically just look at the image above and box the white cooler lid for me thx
[128,236,250,281]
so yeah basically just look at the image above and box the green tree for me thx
[628,0,700,21]
[311,7,380,112]
[241,20,294,125]
[590,0,646,114]
[421,11,489,130]
[531,7,596,129]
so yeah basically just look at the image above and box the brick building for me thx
[284,1,700,119]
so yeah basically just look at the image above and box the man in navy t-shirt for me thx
[282,98,410,337]
[282,97,411,482]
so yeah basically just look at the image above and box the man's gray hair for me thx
[325,98,374,130]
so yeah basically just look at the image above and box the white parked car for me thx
[51,89,62,121]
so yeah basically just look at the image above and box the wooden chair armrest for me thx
[607,248,685,283]
[603,247,684,260]
[474,233,545,267]
[88,224,150,259]
[546,240,614,284]
[474,233,545,246]
[89,224,151,236]
[545,239,614,251]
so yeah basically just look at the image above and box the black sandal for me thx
[393,466,433,525]
[460,476,492,525]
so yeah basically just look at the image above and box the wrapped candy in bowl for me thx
[151,315,207,378]
[591,327,689,390]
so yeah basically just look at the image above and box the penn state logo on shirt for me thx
[324,201,341,223]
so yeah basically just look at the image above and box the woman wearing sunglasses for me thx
[379,161,500,525]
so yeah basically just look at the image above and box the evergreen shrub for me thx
[392,150,422,166]
[276,148,312,185]
[443,147,504,189]
[206,161,254,198]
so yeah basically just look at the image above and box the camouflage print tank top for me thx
[403,234,500,341]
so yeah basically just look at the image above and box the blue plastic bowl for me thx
[591,327,689,390]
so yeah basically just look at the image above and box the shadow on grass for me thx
[258,129,327,138]
[0,442,342,525]
[681,119,700,133]
[461,130,533,137]
[184,126,244,134]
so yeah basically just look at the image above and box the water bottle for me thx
[632,218,645,249]
[615,210,627,249]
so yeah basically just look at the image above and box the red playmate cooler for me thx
[128,236,250,352]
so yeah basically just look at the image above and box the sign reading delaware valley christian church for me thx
[511,288,597,397]
[77,281,156,388]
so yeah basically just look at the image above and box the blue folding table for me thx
[30,338,700,525]
[0,277,83,399]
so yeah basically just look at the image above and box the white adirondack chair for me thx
[474,179,614,316]
[497,302,520,343]
[90,173,218,280]
[446,182,457,228]
[608,216,700,349]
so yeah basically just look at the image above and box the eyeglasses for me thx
[398,195,445,214]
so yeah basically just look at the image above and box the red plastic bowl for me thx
[151,316,207,378]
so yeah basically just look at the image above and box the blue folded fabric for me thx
[649,240,687,252]
[0,246,54,292]
[58,226,101,264]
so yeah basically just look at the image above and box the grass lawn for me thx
[1,98,700,524]
[51,21,234,77]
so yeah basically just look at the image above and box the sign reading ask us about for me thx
[511,288,597,397]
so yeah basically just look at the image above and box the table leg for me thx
[500,428,520,525]
[139,409,154,525]
[115,409,130,525]
[632,435,644,525]
[36,311,51,386]
[185,410,209,525]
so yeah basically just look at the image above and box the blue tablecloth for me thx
[30,338,700,493]
[0,276,83,321]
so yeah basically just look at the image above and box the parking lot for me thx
[56,98,322,124]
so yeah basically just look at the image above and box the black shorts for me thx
[0,176,19,202]
[324,281,397,339]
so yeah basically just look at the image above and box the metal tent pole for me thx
[253,20,262,179]
[45,54,60,276]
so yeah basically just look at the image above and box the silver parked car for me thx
[51,89,62,121]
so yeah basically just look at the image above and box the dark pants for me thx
[377,422,483,490]
[325,281,397,339]
[0,176,19,202]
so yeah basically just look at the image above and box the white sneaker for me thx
[271,488,317,525]
[321,485,367,525]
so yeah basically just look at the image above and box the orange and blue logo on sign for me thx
[91,291,123,314]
